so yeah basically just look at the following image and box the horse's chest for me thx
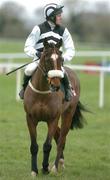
[33,102,59,121]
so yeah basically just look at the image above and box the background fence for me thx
[0,51,110,108]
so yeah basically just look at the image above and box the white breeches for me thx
[24,60,65,76]
[25,60,39,76]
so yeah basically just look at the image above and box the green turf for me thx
[0,40,110,179]
[0,39,24,53]
[0,72,110,180]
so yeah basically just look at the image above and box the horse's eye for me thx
[59,51,62,55]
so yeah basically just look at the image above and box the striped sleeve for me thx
[62,28,75,62]
[24,26,41,59]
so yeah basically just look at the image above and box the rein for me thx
[37,63,47,77]
[29,45,63,94]
[37,46,58,77]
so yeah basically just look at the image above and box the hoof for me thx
[59,158,65,169]
[42,166,50,174]
[31,171,37,177]
[51,165,58,174]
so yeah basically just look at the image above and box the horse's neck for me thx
[31,66,49,91]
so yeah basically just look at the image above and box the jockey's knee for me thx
[25,68,33,76]
[25,62,38,76]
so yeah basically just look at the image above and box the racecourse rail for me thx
[0,51,110,108]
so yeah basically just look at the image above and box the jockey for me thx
[19,3,75,101]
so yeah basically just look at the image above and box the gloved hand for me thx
[36,51,41,59]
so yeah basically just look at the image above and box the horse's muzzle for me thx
[50,84,60,92]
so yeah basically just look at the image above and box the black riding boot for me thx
[62,72,73,101]
[19,74,31,99]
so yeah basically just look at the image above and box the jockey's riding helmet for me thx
[44,3,64,24]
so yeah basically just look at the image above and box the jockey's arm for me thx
[24,26,41,59]
[62,28,75,62]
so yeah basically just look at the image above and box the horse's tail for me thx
[70,101,88,130]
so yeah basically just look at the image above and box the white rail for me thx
[66,65,110,108]
[0,62,110,108]
[76,51,110,57]
[0,51,110,58]
[0,53,27,59]
[0,51,110,108]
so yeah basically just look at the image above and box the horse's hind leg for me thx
[42,119,58,174]
[26,114,38,176]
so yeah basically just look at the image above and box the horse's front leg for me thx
[52,112,73,173]
[54,126,65,168]
[53,133,66,172]
[42,119,58,174]
[26,114,38,176]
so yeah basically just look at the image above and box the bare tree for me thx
[0,1,28,38]
[63,0,110,43]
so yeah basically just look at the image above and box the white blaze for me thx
[51,53,58,61]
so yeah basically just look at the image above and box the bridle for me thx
[37,62,47,77]
[29,44,64,94]
[37,45,61,78]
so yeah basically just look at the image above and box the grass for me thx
[0,72,110,180]
[0,39,24,53]
[0,39,110,179]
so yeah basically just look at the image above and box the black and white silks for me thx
[24,21,75,76]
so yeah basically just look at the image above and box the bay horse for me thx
[24,38,85,176]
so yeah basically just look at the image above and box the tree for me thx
[63,0,110,43]
[0,1,28,38]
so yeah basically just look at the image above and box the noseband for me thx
[29,44,63,94]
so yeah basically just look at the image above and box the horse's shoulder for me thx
[64,66,80,85]
[64,66,77,77]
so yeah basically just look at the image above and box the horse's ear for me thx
[56,39,62,49]
[43,38,49,48]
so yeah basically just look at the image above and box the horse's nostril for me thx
[50,84,60,92]
[50,84,55,92]
[56,87,60,91]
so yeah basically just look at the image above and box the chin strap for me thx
[47,14,56,24]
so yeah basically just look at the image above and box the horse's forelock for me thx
[50,42,54,46]
[43,42,62,69]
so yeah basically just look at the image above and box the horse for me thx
[23,38,85,176]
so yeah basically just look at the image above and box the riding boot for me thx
[62,71,73,101]
[19,74,31,99]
